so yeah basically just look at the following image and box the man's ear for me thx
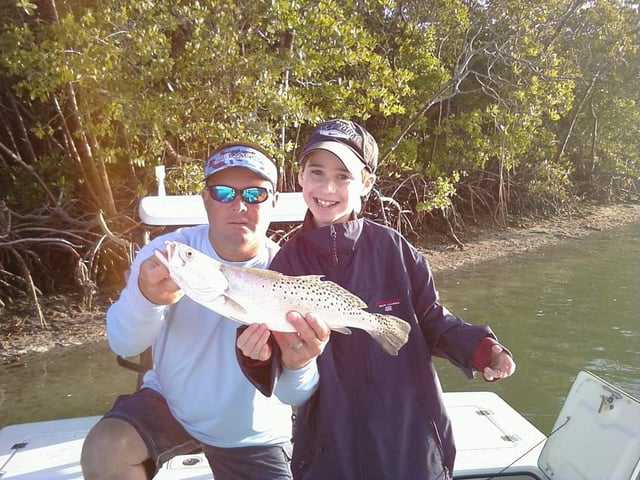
[297,169,305,188]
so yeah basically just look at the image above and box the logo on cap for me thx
[317,121,362,146]
[204,144,277,186]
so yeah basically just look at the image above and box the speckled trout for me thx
[154,241,411,355]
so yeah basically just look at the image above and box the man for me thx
[81,143,294,480]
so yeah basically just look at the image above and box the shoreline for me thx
[1,202,638,363]
[419,203,639,273]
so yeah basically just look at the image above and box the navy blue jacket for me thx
[242,215,495,480]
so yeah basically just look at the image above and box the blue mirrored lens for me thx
[241,187,268,203]
[212,186,236,202]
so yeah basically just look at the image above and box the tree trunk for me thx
[36,0,118,216]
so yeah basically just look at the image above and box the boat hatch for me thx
[445,391,546,477]
[538,370,640,480]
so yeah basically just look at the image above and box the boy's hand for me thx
[237,323,273,361]
[273,311,330,370]
[483,344,516,382]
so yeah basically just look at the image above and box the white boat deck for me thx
[0,391,546,480]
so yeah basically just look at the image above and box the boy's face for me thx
[298,150,375,228]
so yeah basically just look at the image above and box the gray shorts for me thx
[103,387,292,479]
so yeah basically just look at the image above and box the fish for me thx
[154,241,411,355]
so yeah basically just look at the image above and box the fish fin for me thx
[221,295,248,317]
[300,274,326,281]
[370,315,412,356]
[331,327,352,336]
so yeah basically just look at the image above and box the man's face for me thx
[202,167,276,261]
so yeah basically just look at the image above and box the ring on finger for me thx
[290,341,304,351]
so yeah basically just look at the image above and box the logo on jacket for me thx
[376,298,401,312]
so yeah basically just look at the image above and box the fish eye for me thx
[186,251,193,257]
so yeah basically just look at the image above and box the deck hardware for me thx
[597,394,616,413]
[475,409,493,416]
[182,456,202,466]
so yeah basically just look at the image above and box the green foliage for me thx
[0,0,639,299]
[416,172,462,211]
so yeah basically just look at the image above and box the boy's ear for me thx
[297,168,304,188]
[361,173,376,197]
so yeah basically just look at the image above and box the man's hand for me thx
[137,252,183,305]
[483,344,516,382]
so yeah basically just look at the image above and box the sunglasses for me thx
[206,185,272,204]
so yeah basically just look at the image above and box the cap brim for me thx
[300,141,366,177]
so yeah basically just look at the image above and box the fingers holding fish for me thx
[237,324,273,362]
[272,311,330,370]
[138,254,183,305]
[273,331,313,370]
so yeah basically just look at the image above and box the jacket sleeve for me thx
[409,242,495,378]
[235,333,320,405]
[235,326,282,397]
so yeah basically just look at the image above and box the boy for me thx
[237,120,515,480]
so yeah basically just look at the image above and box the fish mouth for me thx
[166,242,188,267]
[165,242,176,261]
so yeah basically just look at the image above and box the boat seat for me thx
[116,185,306,386]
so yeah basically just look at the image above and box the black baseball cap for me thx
[298,119,379,175]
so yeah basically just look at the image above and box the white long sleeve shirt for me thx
[106,225,293,448]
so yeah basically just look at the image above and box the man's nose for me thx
[231,196,249,212]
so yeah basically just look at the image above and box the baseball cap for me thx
[204,142,278,187]
[298,119,379,176]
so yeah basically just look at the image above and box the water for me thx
[0,223,638,433]
[0,342,136,426]
[433,221,640,433]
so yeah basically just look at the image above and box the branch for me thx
[96,211,131,248]
[163,140,201,164]
[0,141,59,205]
[380,27,484,165]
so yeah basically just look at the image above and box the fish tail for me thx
[371,315,411,356]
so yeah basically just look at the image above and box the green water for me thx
[1,222,639,433]
[433,221,640,434]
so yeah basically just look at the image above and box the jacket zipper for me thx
[330,224,338,265]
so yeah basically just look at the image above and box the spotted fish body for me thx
[155,241,411,355]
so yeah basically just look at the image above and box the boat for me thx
[1,370,639,479]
